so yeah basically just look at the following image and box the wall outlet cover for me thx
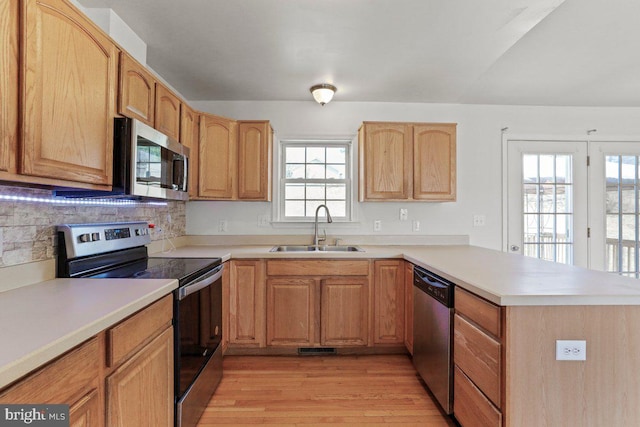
[556,340,586,361]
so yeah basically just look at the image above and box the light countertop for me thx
[4,242,640,390]
[0,278,177,389]
[156,244,640,306]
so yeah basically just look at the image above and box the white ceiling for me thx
[78,0,640,106]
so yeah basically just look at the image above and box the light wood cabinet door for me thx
[21,0,118,185]
[359,122,412,200]
[0,0,18,174]
[229,260,266,347]
[237,121,272,200]
[454,366,502,427]
[404,261,414,354]
[266,278,316,346]
[154,83,181,141]
[413,123,456,200]
[118,52,155,126]
[106,327,173,427]
[321,277,369,346]
[0,337,103,426]
[373,260,405,345]
[69,389,101,427]
[180,105,199,198]
[199,114,237,199]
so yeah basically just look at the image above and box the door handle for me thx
[510,245,520,252]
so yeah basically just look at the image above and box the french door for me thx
[506,140,589,268]
[589,142,640,276]
[506,138,640,275]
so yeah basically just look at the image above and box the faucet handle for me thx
[318,229,327,245]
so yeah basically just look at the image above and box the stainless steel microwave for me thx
[56,118,189,201]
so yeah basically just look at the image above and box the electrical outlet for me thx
[556,340,586,361]
[400,208,408,221]
[166,213,172,224]
[373,220,382,232]
[257,215,270,227]
[473,215,486,227]
[413,220,420,232]
[218,220,228,232]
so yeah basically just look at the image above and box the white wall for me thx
[69,2,147,64]
[187,101,640,250]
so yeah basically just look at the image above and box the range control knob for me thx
[78,233,91,243]
[91,233,100,241]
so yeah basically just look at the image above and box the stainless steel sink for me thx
[270,245,364,252]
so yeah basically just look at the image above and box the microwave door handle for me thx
[183,156,189,192]
[178,264,224,300]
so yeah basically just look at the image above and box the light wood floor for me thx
[197,354,456,426]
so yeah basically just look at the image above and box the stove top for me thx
[56,222,221,285]
[88,257,221,283]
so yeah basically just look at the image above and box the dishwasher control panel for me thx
[413,266,454,307]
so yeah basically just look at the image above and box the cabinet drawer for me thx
[454,313,501,407]
[455,287,501,337]
[266,260,369,276]
[454,366,502,427]
[107,295,173,367]
[0,337,99,404]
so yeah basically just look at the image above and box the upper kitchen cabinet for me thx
[413,123,456,201]
[237,121,272,201]
[118,52,156,127]
[196,116,273,201]
[359,122,457,202]
[154,83,181,142]
[21,0,118,186]
[180,105,200,199]
[0,0,18,175]
[198,113,237,199]
[359,122,412,200]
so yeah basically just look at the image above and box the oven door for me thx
[174,264,223,427]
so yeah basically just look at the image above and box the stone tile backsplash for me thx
[0,185,186,267]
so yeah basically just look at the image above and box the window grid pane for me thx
[282,143,350,219]
[605,155,640,278]
[522,153,574,265]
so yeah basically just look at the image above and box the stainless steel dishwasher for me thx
[413,265,454,414]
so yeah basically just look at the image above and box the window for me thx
[279,140,352,221]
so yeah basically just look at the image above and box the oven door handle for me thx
[178,264,224,300]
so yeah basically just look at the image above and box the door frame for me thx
[501,134,588,254]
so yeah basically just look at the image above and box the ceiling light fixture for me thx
[310,83,337,106]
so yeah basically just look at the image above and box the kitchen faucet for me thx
[313,204,333,246]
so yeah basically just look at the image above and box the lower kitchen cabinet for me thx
[266,278,316,346]
[228,260,266,348]
[105,295,173,427]
[0,295,174,427]
[106,328,173,427]
[373,260,405,345]
[0,336,103,426]
[264,260,370,349]
[227,258,416,353]
[453,287,504,427]
[321,277,368,346]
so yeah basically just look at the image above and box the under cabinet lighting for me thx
[0,193,167,206]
